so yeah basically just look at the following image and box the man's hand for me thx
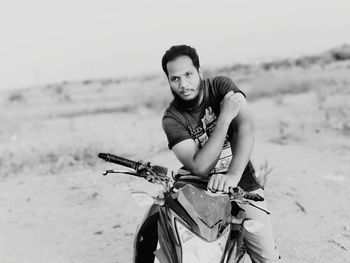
[207,173,241,193]
[220,91,246,124]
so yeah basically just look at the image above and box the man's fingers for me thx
[224,91,234,99]
[208,174,225,191]
[232,93,246,105]
[223,183,230,193]
[207,176,214,190]
[208,174,218,190]
[211,175,220,190]
[217,177,225,191]
[208,174,240,193]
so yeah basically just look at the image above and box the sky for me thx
[1,0,350,90]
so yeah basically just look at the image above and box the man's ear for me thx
[198,67,204,79]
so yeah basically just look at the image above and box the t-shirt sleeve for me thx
[212,76,246,101]
[211,76,246,137]
[162,115,192,150]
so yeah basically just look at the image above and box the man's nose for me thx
[179,77,188,89]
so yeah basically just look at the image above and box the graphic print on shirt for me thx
[189,107,233,173]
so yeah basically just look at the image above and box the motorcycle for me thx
[98,153,270,263]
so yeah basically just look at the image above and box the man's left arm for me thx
[207,102,255,192]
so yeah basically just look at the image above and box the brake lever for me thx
[248,202,271,214]
[229,187,270,214]
[102,169,142,177]
[102,167,172,191]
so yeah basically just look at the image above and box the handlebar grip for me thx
[243,193,264,202]
[98,153,138,170]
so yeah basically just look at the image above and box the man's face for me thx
[166,55,203,101]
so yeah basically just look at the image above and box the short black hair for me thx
[161,45,200,76]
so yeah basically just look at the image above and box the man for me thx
[161,45,279,262]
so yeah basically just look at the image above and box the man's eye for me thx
[185,72,192,77]
[170,77,179,82]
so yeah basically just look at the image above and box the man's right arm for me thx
[172,91,245,177]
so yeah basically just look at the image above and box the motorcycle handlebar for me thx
[98,153,139,170]
[229,187,264,202]
[98,153,262,201]
[98,153,168,178]
[243,192,264,202]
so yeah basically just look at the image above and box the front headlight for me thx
[175,220,230,263]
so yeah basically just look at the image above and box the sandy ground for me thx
[1,87,350,262]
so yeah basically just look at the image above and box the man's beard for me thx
[171,83,204,110]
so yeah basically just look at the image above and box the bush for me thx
[8,93,25,103]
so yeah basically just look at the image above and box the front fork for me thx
[222,206,247,263]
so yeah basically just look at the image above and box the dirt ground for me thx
[1,56,350,262]
[1,90,350,263]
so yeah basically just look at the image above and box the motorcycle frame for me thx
[133,191,247,263]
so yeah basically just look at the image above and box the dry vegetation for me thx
[2,45,349,177]
[1,76,172,176]
[1,45,350,262]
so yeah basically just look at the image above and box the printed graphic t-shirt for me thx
[162,76,261,191]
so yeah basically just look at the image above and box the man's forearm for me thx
[190,116,231,176]
[226,123,255,183]
[176,91,244,177]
